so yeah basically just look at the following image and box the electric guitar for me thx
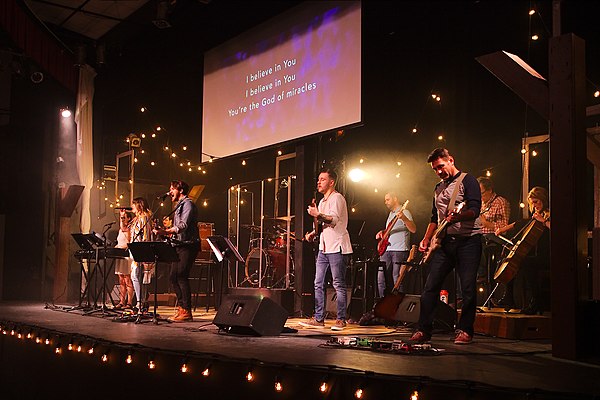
[373,244,418,320]
[377,200,410,256]
[420,201,466,265]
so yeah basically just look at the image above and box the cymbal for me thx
[264,215,295,222]
[241,224,261,230]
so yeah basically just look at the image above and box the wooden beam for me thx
[549,33,587,360]
[476,51,549,120]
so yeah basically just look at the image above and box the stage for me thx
[1,301,599,399]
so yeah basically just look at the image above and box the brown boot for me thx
[168,306,183,321]
[172,308,193,322]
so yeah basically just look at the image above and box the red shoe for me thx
[454,329,473,344]
[409,330,431,343]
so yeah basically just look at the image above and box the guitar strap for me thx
[443,171,465,215]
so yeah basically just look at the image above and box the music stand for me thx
[206,236,244,308]
[128,241,179,324]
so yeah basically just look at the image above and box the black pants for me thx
[170,243,199,310]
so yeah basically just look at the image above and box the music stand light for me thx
[128,241,179,324]
[206,236,244,263]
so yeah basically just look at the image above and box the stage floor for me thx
[1,301,599,399]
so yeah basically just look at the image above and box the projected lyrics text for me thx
[227,82,317,117]
[228,58,316,117]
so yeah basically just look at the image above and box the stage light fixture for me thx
[61,108,71,118]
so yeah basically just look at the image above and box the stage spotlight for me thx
[61,108,72,118]
[348,168,366,182]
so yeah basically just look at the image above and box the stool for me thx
[192,260,215,312]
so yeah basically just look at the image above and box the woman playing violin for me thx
[495,186,550,315]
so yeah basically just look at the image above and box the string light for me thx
[531,34,539,41]
[246,367,255,382]
[126,352,133,364]
[528,9,535,16]
[274,376,283,392]
[410,390,419,400]
[595,90,600,98]
[201,362,212,377]
[354,387,364,399]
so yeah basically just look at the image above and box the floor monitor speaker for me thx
[213,295,288,336]
[394,294,456,329]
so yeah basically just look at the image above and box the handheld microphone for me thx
[157,192,170,200]
[114,206,132,210]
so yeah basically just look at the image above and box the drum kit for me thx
[240,217,294,288]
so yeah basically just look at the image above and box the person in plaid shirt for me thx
[477,176,512,308]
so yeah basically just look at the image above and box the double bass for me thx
[493,212,548,284]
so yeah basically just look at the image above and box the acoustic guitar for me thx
[377,200,410,256]
[373,245,418,320]
[420,201,466,265]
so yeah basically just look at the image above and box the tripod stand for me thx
[128,241,179,324]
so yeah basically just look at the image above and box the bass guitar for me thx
[377,200,410,256]
[373,245,418,320]
[420,201,466,265]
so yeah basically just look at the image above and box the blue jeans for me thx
[378,250,409,297]
[418,234,481,336]
[314,250,350,321]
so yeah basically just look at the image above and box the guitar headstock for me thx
[400,199,409,211]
